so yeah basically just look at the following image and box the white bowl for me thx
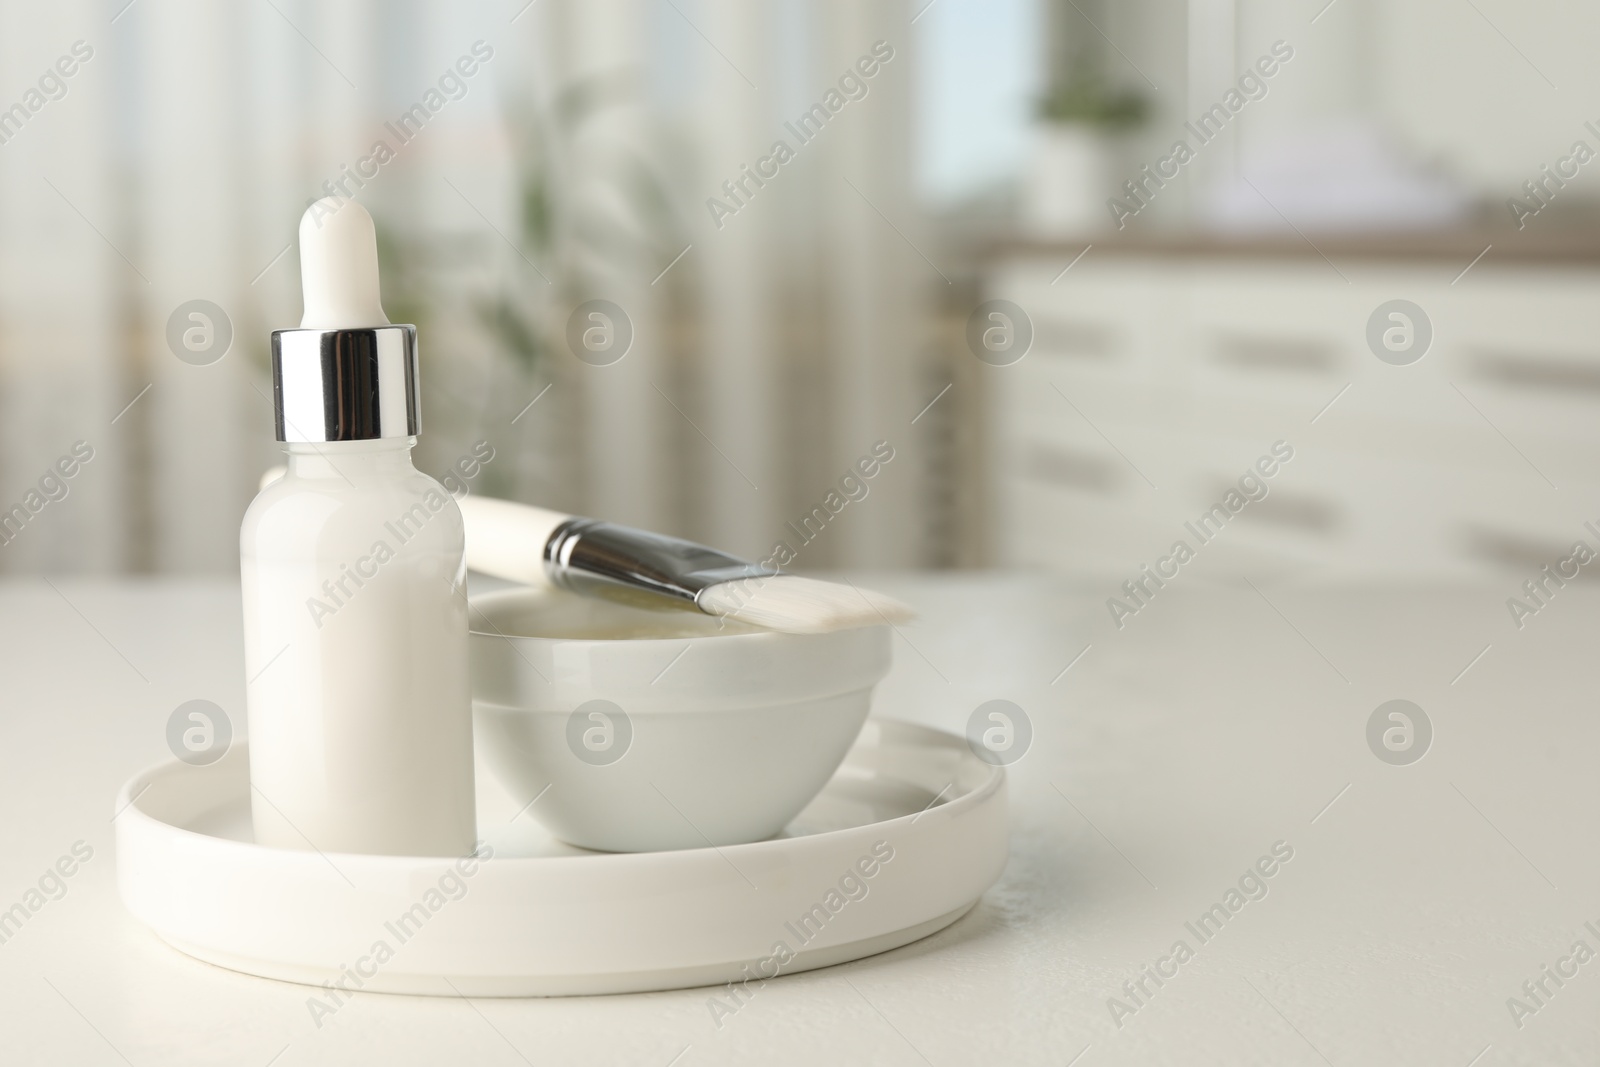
[469,587,892,852]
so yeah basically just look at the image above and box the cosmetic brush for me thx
[455,495,913,634]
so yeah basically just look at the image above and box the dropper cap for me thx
[271,197,419,443]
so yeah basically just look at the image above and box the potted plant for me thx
[1024,2,1148,235]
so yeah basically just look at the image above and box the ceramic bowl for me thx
[469,587,892,852]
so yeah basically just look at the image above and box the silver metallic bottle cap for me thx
[270,325,419,443]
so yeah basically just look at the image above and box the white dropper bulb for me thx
[297,197,390,329]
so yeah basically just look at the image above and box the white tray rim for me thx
[115,720,1009,997]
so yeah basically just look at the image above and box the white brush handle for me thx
[457,495,571,587]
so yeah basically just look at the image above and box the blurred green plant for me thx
[371,67,686,500]
[1037,78,1148,130]
[478,69,687,384]
[1038,0,1147,131]
[374,226,431,341]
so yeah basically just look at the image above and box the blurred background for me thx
[1,0,1596,586]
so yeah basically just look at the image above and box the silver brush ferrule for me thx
[543,518,776,609]
[271,325,419,443]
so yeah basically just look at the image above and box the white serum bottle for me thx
[241,197,475,857]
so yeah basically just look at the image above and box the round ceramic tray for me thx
[115,720,1007,996]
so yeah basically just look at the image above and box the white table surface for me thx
[0,572,1591,1066]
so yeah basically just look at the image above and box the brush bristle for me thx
[695,575,914,634]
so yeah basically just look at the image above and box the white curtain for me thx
[0,0,931,576]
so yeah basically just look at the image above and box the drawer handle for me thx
[1471,350,1600,394]
[1207,481,1339,533]
[1212,334,1337,374]
[1035,321,1115,359]
[1460,526,1593,572]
